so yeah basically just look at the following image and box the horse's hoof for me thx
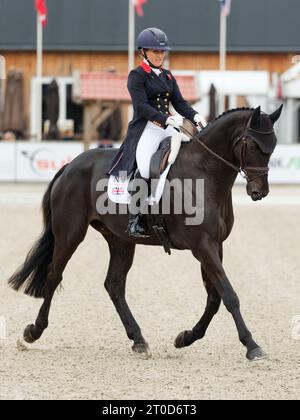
[132,342,151,357]
[174,330,192,348]
[16,336,31,351]
[246,347,268,361]
[23,324,36,344]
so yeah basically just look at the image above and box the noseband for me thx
[188,116,274,184]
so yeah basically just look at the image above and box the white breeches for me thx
[136,121,177,179]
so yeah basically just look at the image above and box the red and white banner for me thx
[35,0,48,27]
[135,0,148,17]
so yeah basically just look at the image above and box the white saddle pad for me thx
[108,163,172,205]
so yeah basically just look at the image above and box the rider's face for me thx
[145,49,166,67]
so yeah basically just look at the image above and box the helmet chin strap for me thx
[142,49,162,70]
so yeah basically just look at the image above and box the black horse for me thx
[8,105,282,360]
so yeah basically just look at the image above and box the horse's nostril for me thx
[251,191,263,201]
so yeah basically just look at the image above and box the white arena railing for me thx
[0,141,300,183]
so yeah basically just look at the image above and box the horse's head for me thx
[233,105,283,201]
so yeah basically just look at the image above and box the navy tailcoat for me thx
[107,61,197,176]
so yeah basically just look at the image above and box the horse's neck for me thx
[185,110,251,192]
[200,111,251,160]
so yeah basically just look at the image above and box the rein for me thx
[183,116,273,184]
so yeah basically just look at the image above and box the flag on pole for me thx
[219,0,231,16]
[135,0,148,17]
[35,0,48,27]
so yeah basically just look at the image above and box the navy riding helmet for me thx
[137,28,171,51]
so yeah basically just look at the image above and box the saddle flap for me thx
[149,136,171,180]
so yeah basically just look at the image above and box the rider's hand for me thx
[166,115,184,129]
[194,113,207,128]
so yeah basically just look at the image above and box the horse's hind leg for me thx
[103,234,150,355]
[23,215,88,344]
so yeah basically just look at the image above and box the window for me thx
[66,84,83,138]
[31,76,83,140]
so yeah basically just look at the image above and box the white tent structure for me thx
[193,70,270,120]
[280,61,300,144]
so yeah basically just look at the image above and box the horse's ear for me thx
[250,106,261,129]
[269,104,283,124]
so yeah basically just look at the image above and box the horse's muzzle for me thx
[250,191,263,201]
[249,189,269,201]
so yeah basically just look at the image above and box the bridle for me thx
[185,116,274,184]
[233,116,274,183]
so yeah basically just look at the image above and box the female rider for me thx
[108,27,206,238]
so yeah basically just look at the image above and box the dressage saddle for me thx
[145,119,198,255]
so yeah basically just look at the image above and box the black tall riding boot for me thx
[127,170,150,238]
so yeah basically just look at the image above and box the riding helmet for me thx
[137,28,171,51]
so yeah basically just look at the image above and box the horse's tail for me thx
[8,165,68,298]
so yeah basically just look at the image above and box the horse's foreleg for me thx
[175,267,221,348]
[180,238,266,361]
[103,235,150,355]
[175,246,222,348]
[201,239,266,360]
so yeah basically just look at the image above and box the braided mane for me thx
[199,107,255,135]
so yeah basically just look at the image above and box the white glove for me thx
[166,115,184,129]
[194,113,207,128]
